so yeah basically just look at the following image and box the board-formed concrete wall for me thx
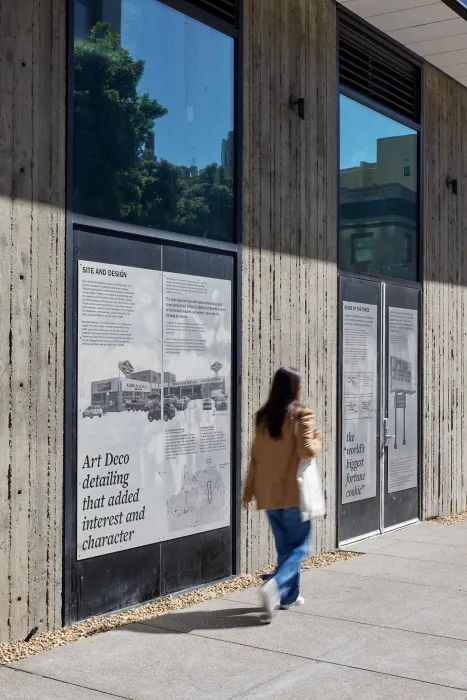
[0,0,66,642]
[422,63,467,519]
[241,0,338,572]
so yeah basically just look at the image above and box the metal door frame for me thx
[338,275,421,547]
[378,281,386,536]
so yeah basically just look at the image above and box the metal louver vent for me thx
[188,0,236,26]
[339,16,420,124]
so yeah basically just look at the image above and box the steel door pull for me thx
[384,418,395,446]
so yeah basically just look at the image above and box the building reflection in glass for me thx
[340,95,418,281]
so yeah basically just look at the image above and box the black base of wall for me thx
[75,527,231,620]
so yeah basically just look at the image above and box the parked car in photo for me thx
[202,398,214,411]
[82,405,103,419]
[126,399,145,412]
[176,396,190,410]
[147,402,176,423]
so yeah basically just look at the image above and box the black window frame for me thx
[442,0,467,22]
[68,0,241,247]
[336,8,424,558]
[337,7,423,286]
[64,0,243,627]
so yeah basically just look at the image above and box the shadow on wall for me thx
[3,1,466,283]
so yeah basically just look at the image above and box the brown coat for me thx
[243,407,321,510]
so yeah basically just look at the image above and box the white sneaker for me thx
[259,578,280,623]
[280,596,305,610]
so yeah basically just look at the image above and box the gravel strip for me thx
[429,511,467,525]
[0,550,359,664]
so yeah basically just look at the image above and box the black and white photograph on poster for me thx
[77,261,164,561]
[341,302,378,504]
[162,272,232,538]
[388,308,418,493]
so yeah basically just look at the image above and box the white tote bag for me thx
[294,418,326,521]
[297,457,326,522]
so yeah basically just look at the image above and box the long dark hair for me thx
[256,367,302,439]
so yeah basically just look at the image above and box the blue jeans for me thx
[266,508,311,606]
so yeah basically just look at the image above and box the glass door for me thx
[338,276,420,545]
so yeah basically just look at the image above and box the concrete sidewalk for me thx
[3,521,467,699]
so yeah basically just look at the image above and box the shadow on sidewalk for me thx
[128,606,265,634]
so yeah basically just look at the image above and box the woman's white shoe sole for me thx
[259,580,280,623]
[280,596,305,610]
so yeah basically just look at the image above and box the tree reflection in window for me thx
[73,2,234,242]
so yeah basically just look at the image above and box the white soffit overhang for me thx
[337,0,467,88]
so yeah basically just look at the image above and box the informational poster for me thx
[341,302,378,504]
[163,273,231,539]
[77,261,231,560]
[387,307,418,493]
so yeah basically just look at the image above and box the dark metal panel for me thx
[201,527,232,581]
[77,546,162,620]
[161,527,231,595]
[64,0,77,628]
[441,0,467,23]
[338,11,421,125]
[74,228,163,269]
[339,86,421,133]
[74,216,239,254]
[159,0,238,35]
[160,535,204,596]
[417,67,424,512]
[232,0,243,574]
[337,5,423,67]
[338,275,382,543]
[162,244,233,280]
[188,0,236,25]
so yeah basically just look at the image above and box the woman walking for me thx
[242,367,322,622]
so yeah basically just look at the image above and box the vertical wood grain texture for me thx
[423,64,467,519]
[241,0,337,572]
[0,0,65,642]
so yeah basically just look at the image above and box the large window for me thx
[339,95,418,280]
[73,0,235,241]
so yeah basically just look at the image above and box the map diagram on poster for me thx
[77,261,231,560]
[341,302,378,505]
[387,308,418,494]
